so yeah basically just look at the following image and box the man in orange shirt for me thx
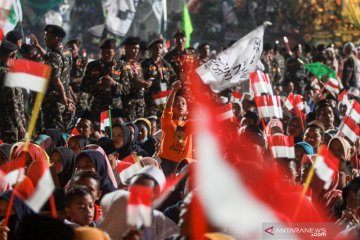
[158,80,192,176]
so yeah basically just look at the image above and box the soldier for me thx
[66,39,90,119]
[164,31,188,78]
[197,42,212,65]
[0,41,27,143]
[119,36,151,121]
[81,38,130,120]
[30,25,75,132]
[141,38,177,118]
[5,31,22,50]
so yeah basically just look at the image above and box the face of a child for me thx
[50,151,64,174]
[75,177,101,201]
[112,126,124,149]
[173,96,187,118]
[68,139,81,155]
[138,124,148,142]
[66,195,94,226]
[76,156,96,172]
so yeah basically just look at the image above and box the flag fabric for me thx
[304,62,337,80]
[337,116,360,144]
[284,93,304,112]
[103,0,139,36]
[15,160,55,212]
[0,0,22,35]
[230,90,242,103]
[4,59,51,93]
[152,90,171,106]
[314,147,339,191]
[216,104,234,122]
[100,111,110,131]
[183,3,193,48]
[119,162,142,185]
[255,95,283,119]
[338,90,351,108]
[116,154,138,174]
[346,100,360,124]
[249,70,273,96]
[127,185,153,228]
[268,135,295,159]
[0,155,25,186]
[324,77,340,95]
[196,23,268,92]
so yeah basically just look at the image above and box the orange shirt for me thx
[158,107,192,162]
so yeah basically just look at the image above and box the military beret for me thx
[0,40,18,55]
[44,24,66,38]
[5,31,22,44]
[173,31,186,39]
[66,39,80,47]
[121,36,141,46]
[147,38,163,49]
[100,38,116,49]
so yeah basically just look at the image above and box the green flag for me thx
[304,62,337,80]
[183,3,193,48]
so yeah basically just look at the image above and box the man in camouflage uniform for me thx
[32,25,75,132]
[0,41,27,143]
[119,36,151,121]
[66,39,90,119]
[260,43,281,83]
[164,31,188,78]
[141,39,177,118]
[81,38,130,120]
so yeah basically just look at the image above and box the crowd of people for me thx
[0,21,360,239]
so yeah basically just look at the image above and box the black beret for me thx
[5,31,22,44]
[147,38,163,49]
[66,39,80,47]
[100,38,116,49]
[97,137,117,155]
[173,31,186,39]
[121,36,141,46]
[45,24,66,38]
[0,40,18,55]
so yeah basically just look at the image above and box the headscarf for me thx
[51,147,75,188]
[265,118,284,136]
[74,226,110,240]
[13,143,49,163]
[328,136,352,161]
[295,142,315,155]
[44,129,66,147]
[286,116,303,143]
[125,122,143,154]
[69,135,90,150]
[114,124,132,159]
[0,143,12,162]
[0,191,33,239]
[33,134,54,155]
[76,150,116,194]
[82,145,118,189]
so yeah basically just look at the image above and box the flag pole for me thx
[109,109,113,138]
[49,194,58,218]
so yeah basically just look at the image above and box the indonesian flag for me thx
[216,104,234,122]
[338,90,351,108]
[255,95,283,119]
[116,153,138,179]
[230,90,242,103]
[127,185,152,228]
[284,93,304,112]
[100,110,110,131]
[324,77,340,95]
[346,100,360,124]
[249,70,273,96]
[0,155,26,186]
[268,135,295,159]
[152,90,171,106]
[15,160,55,212]
[337,116,360,144]
[314,147,339,191]
[119,162,142,185]
[5,59,51,93]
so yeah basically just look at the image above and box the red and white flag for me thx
[324,77,340,95]
[230,90,242,103]
[284,93,304,112]
[314,147,339,190]
[127,185,152,227]
[249,70,273,96]
[337,116,360,144]
[100,110,111,131]
[255,95,282,118]
[5,59,51,93]
[216,104,234,122]
[152,90,172,106]
[346,100,360,124]
[0,155,26,186]
[15,160,55,212]
[268,135,295,159]
[338,90,351,108]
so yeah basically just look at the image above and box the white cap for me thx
[132,166,166,191]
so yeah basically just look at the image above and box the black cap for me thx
[97,137,117,155]
[121,36,141,46]
[100,38,116,49]
[147,38,163,49]
[44,24,66,38]
[5,30,22,44]
[173,31,186,39]
[0,40,18,55]
[66,39,80,47]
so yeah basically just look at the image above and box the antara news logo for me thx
[263,223,330,239]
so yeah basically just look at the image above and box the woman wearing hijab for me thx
[0,143,12,165]
[67,136,90,155]
[33,135,54,156]
[75,150,116,195]
[12,143,48,173]
[328,137,353,162]
[44,129,66,147]
[125,122,147,156]
[112,124,132,159]
[286,116,303,143]
[135,118,156,157]
[50,147,76,188]
[0,191,33,240]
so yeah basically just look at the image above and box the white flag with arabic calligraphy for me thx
[196,22,270,93]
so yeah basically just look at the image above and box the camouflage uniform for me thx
[119,56,148,121]
[0,63,26,143]
[164,49,187,78]
[81,59,130,119]
[141,57,177,117]
[42,47,72,132]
